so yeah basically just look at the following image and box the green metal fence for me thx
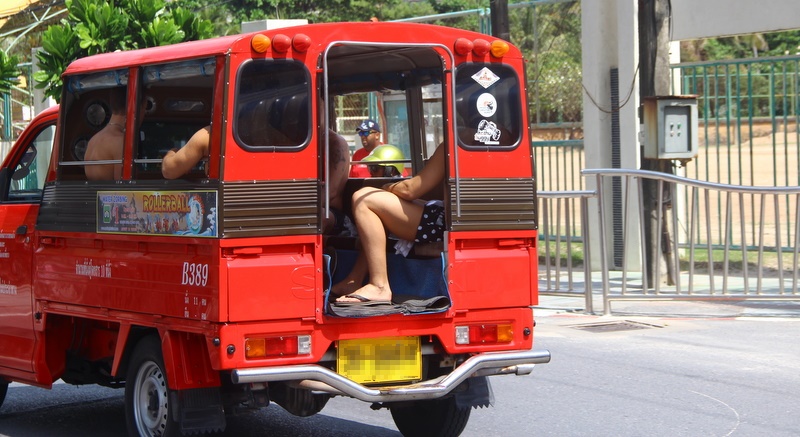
[672,56,800,252]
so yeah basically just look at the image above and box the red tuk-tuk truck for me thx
[0,22,549,436]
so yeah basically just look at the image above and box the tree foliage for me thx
[33,0,214,102]
[510,2,582,124]
[0,50,22,95]
[183,0,486,30]
[681,30,800,62]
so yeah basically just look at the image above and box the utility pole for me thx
[638,0,675,287]
[490,0,510,40]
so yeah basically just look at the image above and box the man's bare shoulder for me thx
[85,130,124,161]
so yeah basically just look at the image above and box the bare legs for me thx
[332,187,423,303]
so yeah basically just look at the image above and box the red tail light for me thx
[456,324,514,345]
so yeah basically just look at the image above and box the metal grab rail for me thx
[538,190,596,313]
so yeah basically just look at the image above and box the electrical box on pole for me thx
[642,95,698,160]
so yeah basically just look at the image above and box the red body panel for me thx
[224,237,319,321]
[0,204,38,372]
[34,234,220,322]
[448,230,538,310]
[0,107,58,377]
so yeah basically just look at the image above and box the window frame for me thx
[454,62,524,151]
[232,58,312,153]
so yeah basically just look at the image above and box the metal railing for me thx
[538,169,800,315]
[538,189,596,313]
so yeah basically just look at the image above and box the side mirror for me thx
[12,145,37,181]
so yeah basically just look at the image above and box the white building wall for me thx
[671,0,800,40]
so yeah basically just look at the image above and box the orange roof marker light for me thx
[472,38,491,57]
[250,33,272,53]
[490,40,510,58]
[292,34,312,53]
[272,34,292,53]
[251,34,271,53]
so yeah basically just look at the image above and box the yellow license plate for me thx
[337,336,421,384]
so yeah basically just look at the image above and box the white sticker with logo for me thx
[472,67,500,89]
[474,120,502,145]
[476,93,497,117]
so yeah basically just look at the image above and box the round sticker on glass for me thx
[477,93,497,117]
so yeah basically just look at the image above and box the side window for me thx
[421,84,445,159]
[234,59,310,151]
[455,63,522,150]
[81,86,128,181]
[60,69,129,181]
[8,124,56,202]
[136,59,215,179]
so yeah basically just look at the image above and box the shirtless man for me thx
[324,129,351,234]
[84,87,127,180]
[332,144,445,303]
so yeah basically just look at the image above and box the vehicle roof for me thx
[64,33,246,75]
[62,22,509,76]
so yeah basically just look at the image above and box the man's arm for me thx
[162,125,211,179]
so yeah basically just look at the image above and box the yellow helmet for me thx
[361,145,405,176]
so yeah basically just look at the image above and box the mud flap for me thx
[454,376,494,409]
[170,387,226,434]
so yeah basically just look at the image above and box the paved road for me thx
[1,307,799,436]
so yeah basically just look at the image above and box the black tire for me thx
[0,379,8,409]
[125,336,180,437]
[389,397,471,437]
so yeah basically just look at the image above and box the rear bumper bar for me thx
[231,349,551,403]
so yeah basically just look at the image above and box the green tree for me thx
[0,51,21,95]
[764,30,800,56]
[734,33,768,58]
[510,1,582,125]
[33,0,214,102]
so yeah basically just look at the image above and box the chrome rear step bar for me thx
[232,349,551,403]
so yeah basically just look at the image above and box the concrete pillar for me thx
[581,0,642,271]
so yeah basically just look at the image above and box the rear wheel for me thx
[125,336,179,437]
[389,397,471,437]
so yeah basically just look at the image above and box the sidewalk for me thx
[536,293,800,318]
[537,268,800,318]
